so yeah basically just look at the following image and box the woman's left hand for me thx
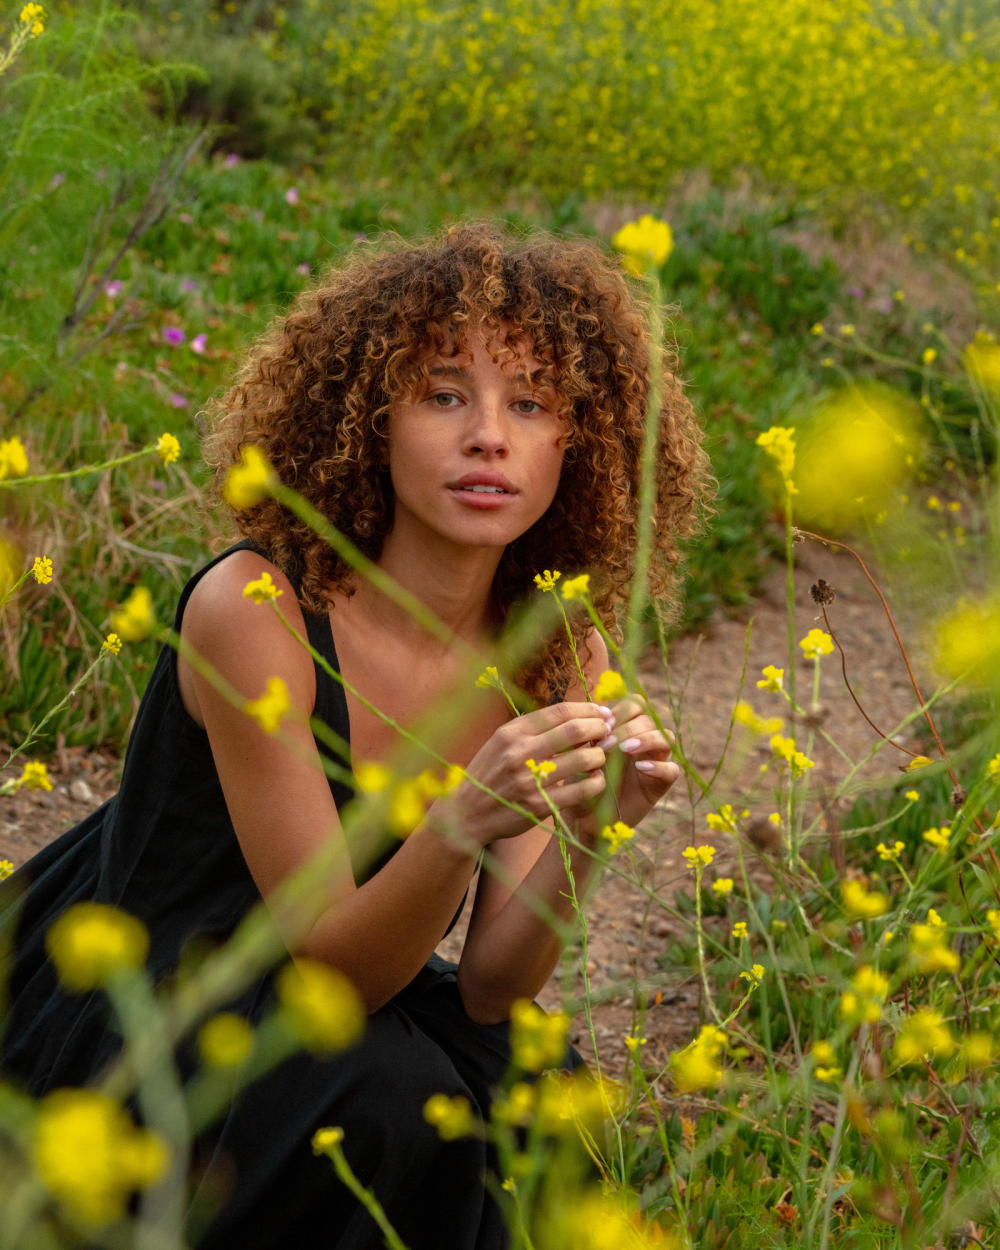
[599,697,681,829]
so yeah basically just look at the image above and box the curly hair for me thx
[203,221,709,703]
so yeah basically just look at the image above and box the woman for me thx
[1,222,707,1248]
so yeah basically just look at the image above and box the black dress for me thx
[0,542,534,1249]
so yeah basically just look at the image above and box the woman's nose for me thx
[462,401,510,456]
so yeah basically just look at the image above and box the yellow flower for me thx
[711,877,734,896]
[560,573,590,601]
[353,760,392,793]
[841,879,889,919]
[739,963,765,986]
[987,909,1000,941]
[624,1034,646,1053]
[19,3,45,36]
[510,999,570,1073]
[101,633,122,656]
[811,323,825,335]
[732,701,783,735]
[311,1126,344,1153]
[198,1013,255,1068]
[756,426,796,485]
[243,676,291,734]
[0,436,29,479]
[45,902,149,991]
[34,1089,168,1227]
[960,1032,994,1070]
[770,734,814,777]
[932,595,1000,690]
[910,921,960,974]
[893,1008,954,1066]
[963,330,1000,395]
[756,665,784,692]
[17,759,53,791]
[0,858,14,879]
[904,755,933,772]
[155,432,180,466]
[526,758,556,778]
[811,1040,841,1081]
[670,1024,725,1094]
[922,825,951,851]
[423,1093,478,1140]
[611,214,674,276]
[111,585,156,642]
[31,555,53,584]
[682,843,715,868]
[876,840,904,862]
[839,323,855,337]
[475,664,500,689]
[276,958,365,1054]
[533,569,561,592]
[593,669,627,703]
[601,820,635,854]
[222,444,274,509]
[799,628,834,660]
[986,755,1000,782]
[242,571,283,603]
[705,804,746,834]
[839,965,889,1025]
[731,921,748,940]
[922,347,937,364]
[388,777,426,837]
[904,789,920,801]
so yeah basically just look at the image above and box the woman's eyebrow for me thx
[427,362,467,378]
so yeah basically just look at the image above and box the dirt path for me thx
[1,541,926,1082]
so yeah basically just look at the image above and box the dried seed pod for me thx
[810,579,837,606]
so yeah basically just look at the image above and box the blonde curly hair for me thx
[203,221,709,703]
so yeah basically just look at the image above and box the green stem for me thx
[318,1134,411,1250]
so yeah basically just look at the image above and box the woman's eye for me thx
[514,398,542,414]
[430,392,460,408]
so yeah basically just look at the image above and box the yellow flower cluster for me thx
[198,1012,255,1068]
[811,1040,841,1082]
[732,700,783,736]
[243,675,291,734]
[670,1024,726,1094]
[45,902,149,991]
[711,877,734,896]
[611,214,674,276]
[0,436,28,479]
[682,843,716,868]
[19,3,45,36]
[876,840,904,862]
[533,568,560,592]
[909,912,960,974]
[770,734,814,778]
[34,1089,167,1227]
[756,426,796,487]
[799,629,834,661]
[526,757,556,778]
[0,857,14,879]
[223,444,274,509]
[243,571,283,603]
[560,573,590,601]
[16,759,53,791]
[111,585,156,643]
[592,668,627,703]
[841,878,889,919]
[839,965,889,1025]
[756,665,784,692]
[101,632,122,656]
[510,999,570,1073]
[423,1093,478,1140]
[893,1007,955,1066]
[601,819,635,855]
[155,432,180,466]
[922,825,951,851]
[31,555,53,584]
[705,804,746,834]
[275,958,365,1054]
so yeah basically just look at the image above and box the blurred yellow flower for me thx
[904,789,920,801]
[243,571,283,603]
[876,840,904,862]
[963,330,1000,395]
[960,1032,994,1070]
[0,858,14,879]
[799,628,833,660]
[733,701,783,735]
[198,1012,255,1068]
[354,760,392,793]
[670,1024,725,1093]
[560,573,590,601]
[732,921,748,939]
[155,432,180,465]
[932,595,1000,690]
[276,958,365,1054]
[45,902,149,991]
[839,965,889,1025]
[756,426,796,487]
[712,877,734,896]
[243,675,291,734]
[0,436,28,480]
[526,758,556,778]
[510,999,570,1072]
[223,444,274,509]
[475,664,500,689]
[740,963,765,986]
[593,669,627,703]
[311,1126,344,1153]
[17,759,53,791]
[893,1007,954,1065]
[601,820,635,854]
[757,665,784,692]
[19,3,45,36]
[388,777,425,836]
[111,585,156,642]
[841,879,889,918]
[612,214,674,276]
[34,1089,167,1227]
[922,347,937,364]
[922,825,951,851]
[910,919,960,974]
[904,755,933,773]
[423,1093,478,1140]
[31,555,53,584]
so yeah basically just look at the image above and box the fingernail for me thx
[598,733,616,750]
[620,737,641,753]
[597,705,613,718]
[635,760,656,772]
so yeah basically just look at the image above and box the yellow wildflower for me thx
[910,921,960,974]
[533,569,560,592]
[904,789,919,801]
[31,555,53,584]
[839,324,855,337]
[353,760,392,793]
[593,669,627,703]
[526,758,556,778]
[242,571,283,603]
[839,965,889,1025]
[811,323,824,335]
[0,858,14,879]
[111,585,156,642]
[34,1089,167,1227]
[771,734,814,777]
[682,844,715,868]
[841,879,889,919]
[670,1024,725,1094]
[732,921,748,940]
[986,754,1000,782]
[19,3,45,36]
[812,1040,841,1082]
[601,820,635,854]
[243,676,291,734]
[987,909,1000,941]
[198,1013,255,1068]
[739,963,765,986]
[311,1126,345,1153]
[560,573,590,601]
[101,633,122,656]
[922,825,951,851]
[0,436,28,480]
[276,958,365,1054]
[732,701,783,735]
[904,755,933,772]
[624,1034,646,1053]
[876,841,905,862]
[893,1008,955,1066]
[423,1093,478,1140]
[932,595,1000,690]
[388,778,425,836]
[963,330,1000,395]
[17,759,53,791]
[757,665,784,692]
[799,628,834,660]
[960,1032,994,1070]
[756,426,796,485]
[922,347,937,364]
[611,214,674,276]
[711,877,734,896]
[222,444,274,509]
[155,432,180,466]
[45,903,149,991]
[705,804,745,834]
[475,664,500,689]
[510,999,570,1073]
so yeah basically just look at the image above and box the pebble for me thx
[69,779,94,804]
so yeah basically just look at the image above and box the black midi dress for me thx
[0,542,550,1250]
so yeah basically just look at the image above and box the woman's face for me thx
[384,324,566,557]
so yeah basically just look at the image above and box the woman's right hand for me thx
[431,702,615,847]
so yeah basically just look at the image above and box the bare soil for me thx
[1,541,925,1085]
